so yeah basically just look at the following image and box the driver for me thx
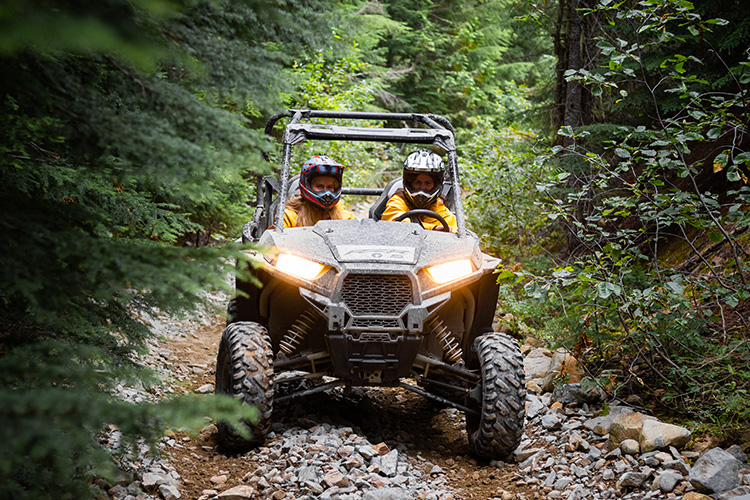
[282,155,357,227]
[381,149,457,232]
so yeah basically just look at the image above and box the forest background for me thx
[1,0,748,498]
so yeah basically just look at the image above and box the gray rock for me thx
[663,458,691,475]
[639,419,691,452]
[567,485,591,499]
[584,406,634,435]
[194,383,214,394]
[541,413,563,430]
[552,383,604,405]
[298,465,319,483]
[617,471,648,489]
[715,485,750,500]
[526,394,546,419]
[357,445,378,460]
[303,480,324,494]
[514,447,542,462]
[159,484,181,500]
[142,472,168,493]
[728,445,749,464]
[363,487,413,500]
[654,470,683,493]
[379,449,399,477]
[620,439,640,455]
[553,477,573,490]
[543,470,556,488]
[587,446,602,461]
[689,447,742,493]
[523,348,553,379]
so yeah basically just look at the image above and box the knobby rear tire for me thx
[215,321,273,451]
[466,332,526,460]
[225,297,238,326]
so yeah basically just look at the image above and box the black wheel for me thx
[465,333,526,460]
[225,297,237,326]
[215,321,273,451]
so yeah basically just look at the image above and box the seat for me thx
[267,175,300,228]
[369,178,403,220]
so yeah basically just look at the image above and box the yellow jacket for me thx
[381,194,457,232]
[283,204,356,228]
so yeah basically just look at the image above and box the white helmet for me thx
[402,149,444,208]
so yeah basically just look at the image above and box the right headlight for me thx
[425,258,473,284]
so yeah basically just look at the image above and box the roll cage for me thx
[248,109,467,239]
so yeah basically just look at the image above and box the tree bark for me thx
[553,0,596,255]
[553,0,593,147]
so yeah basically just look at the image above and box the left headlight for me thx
[425,258,473,284]
[274,253,326,280]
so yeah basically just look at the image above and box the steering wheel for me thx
[393,209,451,232]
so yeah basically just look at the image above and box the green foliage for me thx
[371,0,553,124]
[0,340,258,500]
[460,116,556,262]
[284,49,405,200]
[503,0,750,429]
[0,1,342,497]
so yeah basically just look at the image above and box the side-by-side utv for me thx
[215,110,526,460]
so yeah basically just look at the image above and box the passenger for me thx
[282,155,357,228]
[381,149,457,232]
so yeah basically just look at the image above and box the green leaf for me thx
[495,269,517,281]
[727,165,742,182]
[708,232,724,242]
[596,281,621,299]
[665,281,684,295]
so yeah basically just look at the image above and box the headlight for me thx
[425,259,473,284]
[274,253,326,280]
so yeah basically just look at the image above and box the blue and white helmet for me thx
[403,149,444,208]
[299,155,344,209]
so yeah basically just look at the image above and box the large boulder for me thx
[689,447,742,494]
[639,419,691,452]
[541,349,584,392]
[584,405,634,436]
[552,382,605,405]
[609,412,658,447]
[523,348,553,380]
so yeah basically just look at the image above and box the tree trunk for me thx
[553,0,593,146]
[553,0,595,255]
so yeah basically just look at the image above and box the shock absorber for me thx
[279,309,318,357]
[427,316,463,364]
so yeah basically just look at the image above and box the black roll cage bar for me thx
[260,109,466,237]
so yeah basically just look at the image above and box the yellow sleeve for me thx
[422,199,457,232]
[336,202,357,220]
[381,194,411,222]
[283,208,299,228]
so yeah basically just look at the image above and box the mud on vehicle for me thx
[215,110,526,460]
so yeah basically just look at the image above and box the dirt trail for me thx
[159,313,536,500]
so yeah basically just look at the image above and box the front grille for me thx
[351,318,402,329]
[342,274,412,316]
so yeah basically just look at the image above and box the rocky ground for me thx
[106,291,750,500]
